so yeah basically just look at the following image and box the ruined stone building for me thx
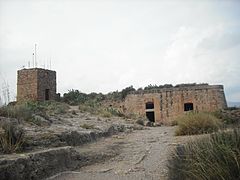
[17,68,56,101]
[123,84,227,124]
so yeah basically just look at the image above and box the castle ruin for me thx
[123,84,227,124]
[17,68,56,101]
[16,68,227,124]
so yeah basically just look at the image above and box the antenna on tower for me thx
[34,44,37,67]
[32,53,34,68]
[50,58,52,70]
[28,61,30,68]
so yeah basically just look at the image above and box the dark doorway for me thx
[146,111,155,122]
[146,102,154,109]
[184,103,193,111]
[45,89,50,100]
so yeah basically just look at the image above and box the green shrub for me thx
[100,110,112,118]
[0,101,69,125]
[63,89,88,105]
[26,101,69,115]
[0,104,33,121]
[79,104,97,114]
[175,112,222,136]
[78,103,125,118]
[106,107,124,117]
[0,122,25,154]
[168,129,240,180]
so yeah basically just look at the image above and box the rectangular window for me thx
[184,103,193,111]
[45,89,50,100]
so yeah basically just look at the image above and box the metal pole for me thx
[35,44,37,67]
[32,53,34,68]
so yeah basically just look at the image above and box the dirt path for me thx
[48,126,188,180]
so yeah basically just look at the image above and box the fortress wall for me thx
[124,85,227,123]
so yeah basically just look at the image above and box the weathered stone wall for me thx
[124,84,227,124]
[17,69,38,101]
[37,69,56,101]
[17,68,56,101]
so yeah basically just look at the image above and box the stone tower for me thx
[17,68,56,101]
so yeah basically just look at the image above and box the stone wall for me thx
[17,68,56,101]
[123,84,227,124]
[37,69,56,101]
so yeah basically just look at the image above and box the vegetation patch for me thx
[175,112,222,136]
[25,101,69,115]
[213,108,240,125]
[168,128,240,180]
[0,121,25,154]
[0,101,69,126]
[0,104,32,121]
[78,102,124,118]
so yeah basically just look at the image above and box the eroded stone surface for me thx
[123,84,227,124]
[0,107,145,180]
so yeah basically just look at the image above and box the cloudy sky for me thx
[0,0,239,104]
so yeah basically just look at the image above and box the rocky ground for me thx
[0,106,144,180]
[18,106,144,151]
[48,126,190,180]
[0,106,190,180]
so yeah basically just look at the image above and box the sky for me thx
[0,0,240,104]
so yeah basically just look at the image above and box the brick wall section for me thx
[123,84,227,124]
[17,68,56,101]
[37,69,56,101]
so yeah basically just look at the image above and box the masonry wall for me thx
[37,69,56,101]
[17,69,38,101]
[17,68,56,101]
[123,85,227,124]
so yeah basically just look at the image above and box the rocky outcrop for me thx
[23,123,131,149]
[0,123,143,180]
[0,147,79,180]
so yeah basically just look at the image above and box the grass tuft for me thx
[0,104,32,121]
[175,112,222,136]
[0,122,25,154]
[168,128,240,180]
[78,103,124,118]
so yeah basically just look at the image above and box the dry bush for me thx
[0,121,25,154]
[168,129,240,180]
[78,104,124,118]
[175,112,222,136]
[0,104,32,121]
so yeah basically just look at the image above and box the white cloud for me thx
[0,0,239,103]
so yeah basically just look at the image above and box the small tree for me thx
[121,85,136,99]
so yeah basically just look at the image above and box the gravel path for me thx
[48,126,188,180]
